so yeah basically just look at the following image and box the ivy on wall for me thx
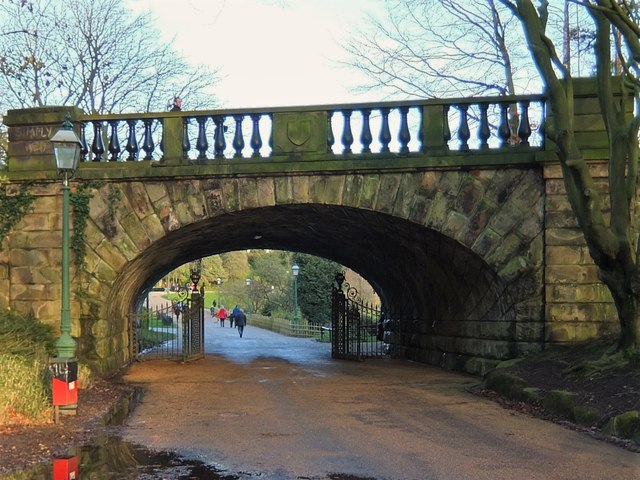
[69,181,103,269]
[0,178,36,244]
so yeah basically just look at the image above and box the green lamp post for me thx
[292,263,300,325]
[50,115,82,359]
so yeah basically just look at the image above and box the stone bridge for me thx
[0,79,621,376]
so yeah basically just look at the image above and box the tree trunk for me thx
[599,265,640,352]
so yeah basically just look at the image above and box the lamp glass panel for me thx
[53,143,81,171]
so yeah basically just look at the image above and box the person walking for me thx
[235,308,247,338]
[218,305,227,327]
[230,305,241,328]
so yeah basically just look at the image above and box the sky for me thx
[126,0,386,109]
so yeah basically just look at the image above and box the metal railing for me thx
[131,301,181,361]
[248,314,331,341]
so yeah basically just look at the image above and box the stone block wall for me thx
[543,162,619,343]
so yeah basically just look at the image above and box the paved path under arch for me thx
[121,314,639,480]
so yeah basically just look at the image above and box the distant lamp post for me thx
[292,263,300,324]
[215,277,222,306]
[245,278,252,313]
[50,115,82,359]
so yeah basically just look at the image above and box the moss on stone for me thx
[483,370,528,401]
[521,387,541,403]
[573,406,600,426]
[603,411,640,440]
[542,390,577,420]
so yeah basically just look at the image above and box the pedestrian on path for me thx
[230,305,241,328]
[235,308,247,338]
[218,305,227,327]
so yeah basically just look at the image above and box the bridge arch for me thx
[77,166,544,375]
[6,87,620,377]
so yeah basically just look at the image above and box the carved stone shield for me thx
[287,120,311,146]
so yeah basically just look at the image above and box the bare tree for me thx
[501,0,640,354]
[0,0,220,114]
[344,0,535,98]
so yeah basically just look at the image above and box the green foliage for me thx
[0,353,52,425]
[201,255,224,287]
[0,308,56,425]
[0,180,36,245]
[0,309,55,357]
[293,253,340,325]
[220,251,250,281]
[248,250,290,288]
[69,182,101,269]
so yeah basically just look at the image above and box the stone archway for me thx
[97,197,541,376]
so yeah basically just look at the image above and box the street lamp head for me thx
[189,259,202,287]
[50,115,82,177]
[245,278,252,286]
[292,263,300,277]
[215,277,221,285]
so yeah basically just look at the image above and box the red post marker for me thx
[53,455,79,480]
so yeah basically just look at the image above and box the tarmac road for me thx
[121,308,639,480]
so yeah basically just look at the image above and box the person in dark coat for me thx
[235,308,247,338]
[230,304,240,328]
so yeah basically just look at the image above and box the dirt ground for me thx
[0,342,638,477]
[0,379,137,476]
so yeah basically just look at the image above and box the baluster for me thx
[159,119,164,156]
[327,111,335,152]
[79,122,88,161]
[457,105,470,151]
[142,118,154,160]
[182,118,191,158]
[478,103,491,149]
[250,114,262,157]
[268,113,273,154]
[518,100,531,146]
[196,117,208,159]
[360,109,372,153]
[341,110,353,154]
[107,120,120,161]
[125,119,138,161]
[233,114,245,158]
[498,102,511,147]
[419,107,425,152]
[379,107,391,153]
[538,103,545,147]
[214,116,226,158]
[91,121,104,162]
[398,106,411,154]
[443,105,451,148]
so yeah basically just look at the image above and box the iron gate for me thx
[183,287,205,361]
[131,286,205,362]
[331,272,396,360]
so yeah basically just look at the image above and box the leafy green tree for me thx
[220,251,250,281]
[248,250,290,288]
[500,0,640,354]
[201,255,225,288]
[293,253,340,325]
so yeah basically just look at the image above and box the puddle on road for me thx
[2,389,382,480]
[3,436,383,480]
[2,435,243,479]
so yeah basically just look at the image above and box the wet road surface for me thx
[121,313,640,480]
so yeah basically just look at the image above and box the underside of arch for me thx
[104,204,541,375]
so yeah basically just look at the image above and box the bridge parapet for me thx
[5,94,549,180]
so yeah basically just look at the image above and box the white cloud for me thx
[126,0,383,107]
